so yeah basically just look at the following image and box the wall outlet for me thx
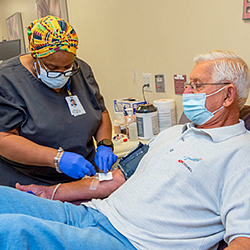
[142,73,152,92]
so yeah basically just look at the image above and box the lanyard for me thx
[65,76,86,117]
[66,78,72,96]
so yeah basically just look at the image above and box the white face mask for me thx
[34,60,71,89]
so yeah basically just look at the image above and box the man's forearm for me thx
[53,168,125,201]
[15,168,126,202]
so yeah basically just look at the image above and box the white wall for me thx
[1,0,250,122]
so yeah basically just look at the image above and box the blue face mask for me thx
[34,60,71,89]
[182,86,227,125]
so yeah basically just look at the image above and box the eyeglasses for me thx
[39,58,80,78]
[184,81,231,92]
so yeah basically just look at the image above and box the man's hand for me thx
[15,183,54,199]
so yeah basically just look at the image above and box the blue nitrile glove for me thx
[59,152,96,179]
[94,146,118,173]
[26,191,35,195]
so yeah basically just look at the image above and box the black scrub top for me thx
[0,56,106,186]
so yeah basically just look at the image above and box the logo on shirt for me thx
[183,156,202,162]
[178,156,203,172]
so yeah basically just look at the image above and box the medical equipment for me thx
[153,99,176,132]
[118,141,149,180]
[114,98,146,115]
[135,104,159,140]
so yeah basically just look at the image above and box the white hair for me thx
[194,50,250,108]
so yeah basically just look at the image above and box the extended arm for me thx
[16,168,125,202]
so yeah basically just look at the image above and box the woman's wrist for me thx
[54,147,64,173]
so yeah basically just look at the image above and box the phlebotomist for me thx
[0,15,117,187]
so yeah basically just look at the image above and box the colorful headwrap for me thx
[27,15,78,58]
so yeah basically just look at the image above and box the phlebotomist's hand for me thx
[59,152,96,179]
[94,146,118,173]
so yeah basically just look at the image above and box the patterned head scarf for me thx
[27,15,78,58]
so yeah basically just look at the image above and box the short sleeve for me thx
[0,89,26,132]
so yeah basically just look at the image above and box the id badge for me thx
[65,95,86,117]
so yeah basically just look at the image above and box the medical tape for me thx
[89,172,113,190]
[89,176,99,190]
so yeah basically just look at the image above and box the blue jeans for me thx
[0,186,136,250]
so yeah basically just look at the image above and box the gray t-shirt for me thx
[86,121,250,250]
[0,56,105,185]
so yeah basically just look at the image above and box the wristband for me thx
[51,183,61,200]
[54,147,64,173]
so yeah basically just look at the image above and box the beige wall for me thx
[1,0,250,122]
[0,0,36,51]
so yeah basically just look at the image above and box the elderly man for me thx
[1,50,250,250]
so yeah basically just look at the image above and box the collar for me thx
[181,122,195,133]
[181,120,247,143]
